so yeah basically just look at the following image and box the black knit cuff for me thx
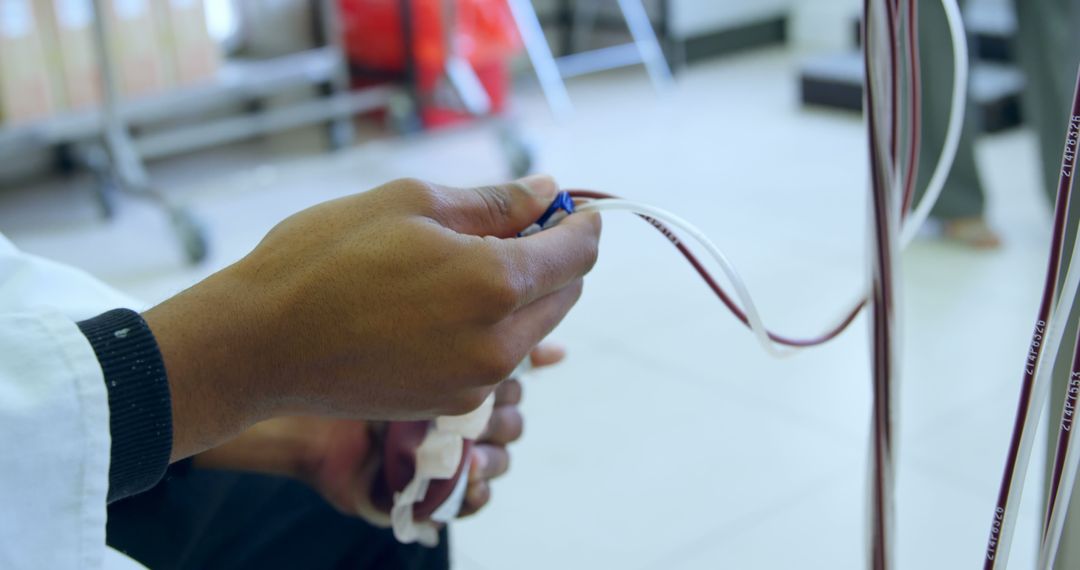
[78,309,173,503]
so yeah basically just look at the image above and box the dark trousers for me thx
[106,466,450,570]
[915,0,988,220]
[915,0,1080,220]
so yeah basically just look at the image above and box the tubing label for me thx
[987,507,1004,560]
[644,216,682,246]
[1025,321,1046,376]
[1062,116,1079,180]
[1065,372,1080,433]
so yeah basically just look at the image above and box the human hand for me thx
[145,176,600,461]
[193,344,566,523]
[458,344,564,517]
[306,344,564,520]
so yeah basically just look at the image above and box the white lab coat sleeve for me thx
[0,234,149,568]
[0,234,144,318]
[0,310,111,569]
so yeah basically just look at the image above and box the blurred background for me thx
[0,0,1060,567]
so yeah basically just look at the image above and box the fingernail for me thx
[533,343,567,364]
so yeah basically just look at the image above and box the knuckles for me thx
[389,178,445,215]
[468,243,524,320]
[474,346,521,387]
[467,332,522,386]
[471,185,515,225]
[441,387,492,417]
[482,270,522,319]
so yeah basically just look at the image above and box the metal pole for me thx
[615,0,674,90]
[318,0,357,148]
[89,0,149,189]
[505,0,573,119]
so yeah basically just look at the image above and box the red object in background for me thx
[339,0,522,127]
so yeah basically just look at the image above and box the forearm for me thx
[192,417,317,480]
[142,266,278,463]
[89,176,597,485]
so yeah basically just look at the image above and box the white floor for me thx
[0,47,1058,568]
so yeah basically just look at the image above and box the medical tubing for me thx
[555,3,940,566]
[568,190,868,349]
[575,198,790,357]
[901,0,922,213]
[864,1,901,567]
[900,0,968,247]
[1041,316,1080,570]
[565,0,958,352]
[1036,243,1080,563]
[1033,70,1080,570]
[886,0,899,166]
[983,67,1080,570]
[552,3,947,568]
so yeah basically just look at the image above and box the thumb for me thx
[434,175,559,238]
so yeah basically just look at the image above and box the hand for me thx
[459,343,564,517]
[145,176,600,461]
[193,344,566,522]
[307,344,564,521]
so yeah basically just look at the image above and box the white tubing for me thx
[1044,360,1080,570]
[1037,224,1080,568]
[899,0,969,246]
[576,199,794,358]
[990,231,1080,569]
[569,0,965,359]
[820,0,969,340]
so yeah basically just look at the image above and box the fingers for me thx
[495,210,601,307]
[460,444,510,517]
[495,278,584,355]
[493,378,523,406]
[459,480,490,518]
[529,343,566,369]
[428,175,559,238]
[459,341,559,520]
[479,402,524,444]
[469,444,510,482]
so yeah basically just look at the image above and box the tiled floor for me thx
[0,47,1057,568]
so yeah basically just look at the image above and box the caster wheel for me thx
[92,176,120,221]
[55,144,79,175]
[170,207,209,265]
[244,98,266,115]
[77,145,118,220]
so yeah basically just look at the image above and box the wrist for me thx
[143,268,276,461]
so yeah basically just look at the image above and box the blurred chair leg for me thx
[438,0,492,116]
[506,0,574,119]
[616,0,673,90]
[318,0,357,150]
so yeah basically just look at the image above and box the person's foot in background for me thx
[941,216,1003,249]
